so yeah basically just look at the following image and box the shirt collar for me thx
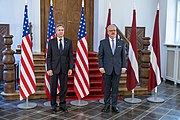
[57,37,64,41]
[109,37,116,41]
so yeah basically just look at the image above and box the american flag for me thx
[126,10,139,91]
[74,6,90,99]
[19,5,36,101]
[44,5,60,100]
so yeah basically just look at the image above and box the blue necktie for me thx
[59,39,63,51]
[112,40,115,54]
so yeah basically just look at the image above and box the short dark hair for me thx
[56,24,64,28]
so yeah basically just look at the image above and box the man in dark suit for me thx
[98,24,127,113]
[47,24,74,113]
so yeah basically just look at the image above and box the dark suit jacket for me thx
[98,38,126,75]
[47,37,74,74]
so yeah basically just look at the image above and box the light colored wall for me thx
[0,0,40,53]
[165,0,177,44]
[164,45,180,84]
[93,0,165,52]
[160,0,168,79]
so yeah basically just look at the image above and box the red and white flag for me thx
[44,4,60,100]
[19,5,36,101]
[126,9,139,91]
[74,5,90,99]
[148,7,161,92]
[105,8,111,38]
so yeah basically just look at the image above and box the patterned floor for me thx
[0,80,180,120]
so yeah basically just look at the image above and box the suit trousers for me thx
[103,69,120,107]
[50,71,68,108]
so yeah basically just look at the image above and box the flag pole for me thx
[124,0,141,104]
[50,0,52,5]
[26,97,28,107]
[82,0,84,7]
[43,0,61,107]
[98,0,124,105]
[17,0,37,109]
[132,89,134,99]
[124,89,142,103]
[155,87,157,100]
[70,0,88,106]
[147,87,164,102]
[43,0,53,107]
[147,1,164,103]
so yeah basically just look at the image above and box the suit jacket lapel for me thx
[114,39,119,54]
[54,38,59,50]
[106,38,113,55]
[64,38,68,51]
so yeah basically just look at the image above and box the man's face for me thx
[56,26,64,38]
[107,25,117,39]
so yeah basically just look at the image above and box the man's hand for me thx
[68,69,72,75]
[99,68,105,74]
[121,68,127,74]
[47,70,53,76]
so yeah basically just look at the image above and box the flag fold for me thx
[19,5,36,101]
[74,6,90,99]
[148,10,161,92]
[126,10,139,91]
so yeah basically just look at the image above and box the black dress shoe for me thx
[111,106,119,113]
[59,106,68,112]
[101,105,110,112]
[51,107,57,114]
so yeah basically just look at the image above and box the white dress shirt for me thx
[109,37,116,53]
[57,37,64,50]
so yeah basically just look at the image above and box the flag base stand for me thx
[124,98,142,104]
[17,97,37,109]
[17,102,37,109]
[147,87,164,103]
[43,101,51,106]
[147,96,164,103]
[124,89,142,104]
[99,98,104,104]
[70,100,88,106]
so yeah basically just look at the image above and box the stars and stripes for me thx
[44,5,60,100]
[74,6,90,99]
[19,5,36,101]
